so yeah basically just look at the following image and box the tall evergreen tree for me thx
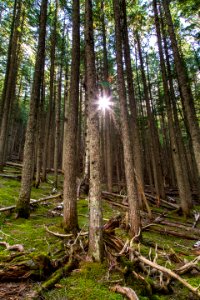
[16,0,48,218]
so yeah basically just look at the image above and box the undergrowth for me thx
[0,166,200,299]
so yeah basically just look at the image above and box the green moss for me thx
[43,262,123,300]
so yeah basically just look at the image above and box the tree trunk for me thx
[153,0,192,215]
[85,0,103,261]
[121,0,143,190]
[41,3,57,181]
[0,0,22,170]
[136,32,165,202]
[113,0,141,238]
[162,0,200,180]
[15,0,47,218]
[63,0,80,232]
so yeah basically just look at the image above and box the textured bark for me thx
[121,0,143,190]
[101,1,113,192]
[153,0,192,215]
[63,0,80,232]
[0,0,22,170]
[85,0,103,261]
[113,0,141,238]
[136,33,165,201]
[162,0,200,180]
[35,66,45,188]
[16,0,47,218]
[42,4,57,181]
[54,67,62,188]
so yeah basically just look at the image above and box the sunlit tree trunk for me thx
[113,0,141,238]
[16,0,48,218]
[63,0,80,232]
[42,2,57,181]
[121,0,144,201]
[101,0,113,192]
[85,0,103,261]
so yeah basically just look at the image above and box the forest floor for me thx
[0,165,200,300]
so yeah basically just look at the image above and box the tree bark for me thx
[162,0,200,180]
[16,0,48,218]
[63,0,80,232]
[153,0,193,215]
[85,0,103,261]
[113,0,141,238]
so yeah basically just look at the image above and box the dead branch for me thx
[132,250,200,298]
[0,242,24,252]
[175,256,200,275]
[111,285,139,300]
[44,225,88,238]
[193,211,200,228]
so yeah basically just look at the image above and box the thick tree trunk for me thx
[41,4,57,181]
[85,0,103,261]
[63,0,80,232]
[121,0,143,191]
[15,0,47,218]
[113,0,141,238]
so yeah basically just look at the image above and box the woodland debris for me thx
[28,258,78,300]
[145,192,179,209]
[144,225,199,240]
[102,190,179,211]
[0,242,24,252]
[0,173,21,180]
[0,253,54,281]
[44,225,88,238]
[111,285,139,300]
[193,211,200,228]
[175,255,200,275]
[0,193,62,213]
[133,251,200,298]
[6,161,23,168]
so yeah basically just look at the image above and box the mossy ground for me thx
[0,166,200,299]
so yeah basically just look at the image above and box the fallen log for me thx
[28,258,78,299]
[145,193,179,209]
[159,220,200,236]
[0,194,62,213]
[111,285,139,300]
[0,174,21,180]
[144,225,199,240]
[6,161,22,168]
[0,253,54,281]
[102,190,179,210]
